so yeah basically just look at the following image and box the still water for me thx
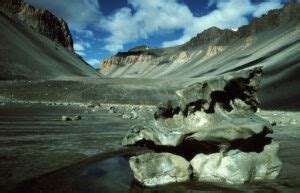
[9,151,295,193]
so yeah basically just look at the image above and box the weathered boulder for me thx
[190,142,282,184]
[122,68,270,148]
[129,153,192,187]
[122,111,272,147]
[122,68,281,187]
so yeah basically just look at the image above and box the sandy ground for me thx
[0,102,140,188]
[0,102,299,192]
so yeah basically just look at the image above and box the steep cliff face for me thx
[99,3,300,78]
[0,0,73,50]
[0,1,101,80]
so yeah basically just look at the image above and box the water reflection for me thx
[76,156,238,193]
[10,154,289,193]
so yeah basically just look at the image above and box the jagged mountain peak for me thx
[183,27,236,49]
[0,0,74,50]
[183,3,300,49]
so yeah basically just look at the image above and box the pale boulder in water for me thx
[190,142,282,184]
[129,153,192,187]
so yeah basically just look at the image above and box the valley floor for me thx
[0,102,299,192]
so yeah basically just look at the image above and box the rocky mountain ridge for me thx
[99,3,300,77]
[0,0,73,50]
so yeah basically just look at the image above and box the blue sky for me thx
[25,0,290,68]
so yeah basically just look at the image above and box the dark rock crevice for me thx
[130,130,272,161]
[154,68,262,119]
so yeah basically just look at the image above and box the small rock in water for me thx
[129,153,192,187]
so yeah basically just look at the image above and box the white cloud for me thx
[25,0,101,30]
[86,59,100,68]
[74,43,85,51]
[253,1,283,17]
[101,0,284,52]
[75,29,95,38]
[163,0,255,47]
[75,51,86,56]
[74,42,91,56]
[100,0,193,52]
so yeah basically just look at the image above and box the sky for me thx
[24,0,293,68]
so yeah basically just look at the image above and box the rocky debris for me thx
[102,104,155,119]
[131,110,139,119]
[108,106,117,114]
[0,0,73,50]
[122,113,132,119]
[61,115,81,121]
[121,110,139,119]
[129,153,192,187]
[289,118,297,125]
[122,68,282,186]
[86,101,101,108]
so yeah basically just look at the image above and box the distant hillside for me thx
[0,0,101,80]
[100,3,299,79]
[99,3,300,109]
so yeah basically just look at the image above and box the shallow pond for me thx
[8,150,298,193]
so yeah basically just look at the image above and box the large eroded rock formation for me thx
[122,68,282,186]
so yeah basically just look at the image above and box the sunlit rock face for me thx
[122,68,282,187]
[191,142,282,184]
[129,153,192,187]
[0,0,73,50]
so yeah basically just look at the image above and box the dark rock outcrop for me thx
[0,0,73,50]
[238,3,300,37]
[182,27,237,49]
